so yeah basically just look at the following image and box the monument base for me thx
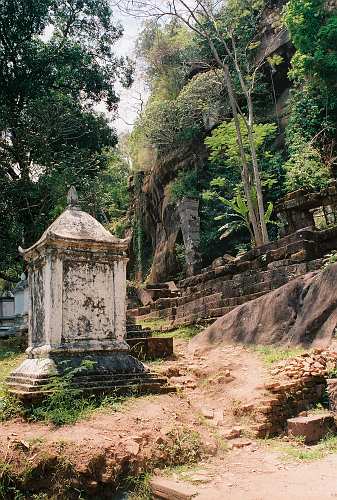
[6,350,174,401]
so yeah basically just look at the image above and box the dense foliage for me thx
[1,0,337,283]
[0,0,132,278]
[126,0,337,274]
[283,0,337,190]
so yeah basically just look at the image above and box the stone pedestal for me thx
[7,188,169,399]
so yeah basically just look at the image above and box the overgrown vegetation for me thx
[1,0,336,282]
[252,345,306,365]
[0,338,25,397]
[283,0,337,190]
[268,434,337,462]
[0,425,203,499]
[0,0,132,280]
[0,354,135,426]
[122,0,337,274]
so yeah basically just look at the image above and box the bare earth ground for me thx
[1,338,337,498]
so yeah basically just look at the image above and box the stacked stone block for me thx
[128,226,337,327]
[251,350,337,438]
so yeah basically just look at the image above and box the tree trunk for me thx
[229,51,269,245]
[202,39,263,246]
[223,65,263,246]
[246,93,269,244]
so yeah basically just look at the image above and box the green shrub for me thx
[284,143,331,192]
[169,169,199,202]
[0,360,127,426]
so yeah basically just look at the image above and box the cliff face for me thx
[138,1,293,284]
[140,143,207,283]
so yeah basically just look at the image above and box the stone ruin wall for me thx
[129,183,337,327]
[248,349,337,438]
[128,227,337,326]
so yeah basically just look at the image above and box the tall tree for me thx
[116,0,271,245]
[0,0,132,278]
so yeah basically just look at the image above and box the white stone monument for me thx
[7,187,166,398]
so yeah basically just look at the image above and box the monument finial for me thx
[67,186,80,209]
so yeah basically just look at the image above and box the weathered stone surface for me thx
[128,228,332,328]
[326,379,337,412]
[177,198,202,277]
[275,181,337,236]
[287,414,336,444]
[127,337,173,360]
[190,263,337,348]
[150,477,198,500]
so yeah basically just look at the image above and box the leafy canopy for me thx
[0,0,131,277]
[283,0,337,84]
[205,118,277,170]
[283,0,337,192]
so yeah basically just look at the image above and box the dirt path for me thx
[1,338,337,498]
[188,447,337,499]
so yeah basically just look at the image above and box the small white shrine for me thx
[7,188,165,398]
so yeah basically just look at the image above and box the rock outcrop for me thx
[191,263,337,349]
[140,142,207,283]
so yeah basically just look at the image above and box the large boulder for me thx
[191,263,337,349]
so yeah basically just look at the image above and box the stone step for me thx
[219,291,266,308]
[126,324,143,331]
[207,306,236,318]
[146,289,180,300]
[9,382,176,400]
[128,337,173,360]
[154,298,178,310]
[150,477,198,499]
[127,329,152,339]
[287,414,336,444]
[7,372,165,386]
[7,374,175,397]
[145,283,170,290]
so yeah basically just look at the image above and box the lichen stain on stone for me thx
[77,315,92,336]
[83,296,106,314]
[62,259,115,341]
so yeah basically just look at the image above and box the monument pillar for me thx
[7,187,167,398]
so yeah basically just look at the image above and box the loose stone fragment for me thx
[287,414,336,444]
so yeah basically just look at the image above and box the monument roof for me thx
[20,187,127,256]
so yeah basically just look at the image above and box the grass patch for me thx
[0,388,130,426]
[123,472,152,500]
[137,318,170,330]
[0,337,25,397]
[152,325,203,340]
[0,358,140,425]
[157,427,202,467]
[251,345,306,365]
[267,434,337,461]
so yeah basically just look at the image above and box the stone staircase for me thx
[126,317,173,360]
[7,372,174,400]
[126,320,152,339]
[127,226,336,327]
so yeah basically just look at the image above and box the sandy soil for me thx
[183,447,337,499]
